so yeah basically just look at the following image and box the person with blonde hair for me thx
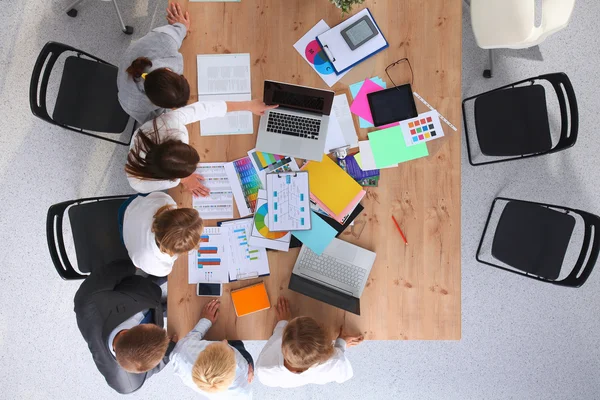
[120,191,203,277]
[171,300,254,398]
[256,296,364,387]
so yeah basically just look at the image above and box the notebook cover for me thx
[231,282,271,317]
[301,155,362,216]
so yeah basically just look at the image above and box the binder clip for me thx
[330,145,350,160]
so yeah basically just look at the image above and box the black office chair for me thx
[30,42,136,146]
[476,197,600,287]
[66,0,134,35]
[462,73,578,166]
[47,195,133,280]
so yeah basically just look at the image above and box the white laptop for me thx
[256,80,334,161]
[288,238,376,315]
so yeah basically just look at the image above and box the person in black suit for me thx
[74,259,175,394]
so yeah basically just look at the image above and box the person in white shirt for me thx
[121,192,203,277]
[171,300,254,399]
[125,98,277,196]
[256,296,364,388]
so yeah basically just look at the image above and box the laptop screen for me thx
[263,80,334,115]
[288,274,360,315]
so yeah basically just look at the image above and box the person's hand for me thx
[247,364,254,383]
[338,326,364,347]
[275,296,292,322]
[166,3,191,33]
[181,173,210,197]
[170,333,179,343]
[200,299,220,324]
[247,99,278,116]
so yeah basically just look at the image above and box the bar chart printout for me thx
[220,219,270,281]
[188,227,229,283]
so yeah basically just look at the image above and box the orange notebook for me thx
[231,282,271,317]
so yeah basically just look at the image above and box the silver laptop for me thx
[289,238,376,315]
[256,80,334,161]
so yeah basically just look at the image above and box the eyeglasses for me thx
[385,58,414,88]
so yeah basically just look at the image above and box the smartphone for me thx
[196,283,223,297]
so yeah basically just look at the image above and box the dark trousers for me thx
[228,340,254,369]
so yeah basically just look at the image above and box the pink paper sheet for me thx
[349,78,383,124]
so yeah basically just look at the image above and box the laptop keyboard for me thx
[266,112,321,140]
[299,248,366,290]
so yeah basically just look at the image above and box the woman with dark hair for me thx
[126,98,277,196]
[117,3,193,124]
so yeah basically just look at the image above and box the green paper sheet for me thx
[368,126,429,168]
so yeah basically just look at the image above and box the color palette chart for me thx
[293,20,348,87]
[221,219,270,281]
[399,110,445,147]
[249,190,291,252]
[188,227,229,284]
[224,156,263,217]
[248,148,300,188]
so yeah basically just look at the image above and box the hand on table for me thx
[247,364,254,383]
[275,296,292,322]
[166,2,191,33]
[181,173,210,197]
[338,326,364,347]
[201,299,220,324]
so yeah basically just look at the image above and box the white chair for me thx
[470,0,576,77]
[66,0,134,35]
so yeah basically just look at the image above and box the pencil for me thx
[391,216,408,245]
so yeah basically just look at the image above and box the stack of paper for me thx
[197,53,253,136]
[349,77,389,128]
[357,126,429,170]
[301,155,365,223]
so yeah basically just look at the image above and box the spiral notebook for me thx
[266,171,311,232]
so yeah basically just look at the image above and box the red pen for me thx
[391,216,408,245]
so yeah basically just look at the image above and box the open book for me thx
[197,53,253,135]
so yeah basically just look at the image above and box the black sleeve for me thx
[74,260,136,309]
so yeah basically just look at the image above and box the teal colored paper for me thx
[291,211,337,255]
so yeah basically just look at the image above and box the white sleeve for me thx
[256,321,288,369]
[127,174,180,193]
[329,343,354,383]
[170,318,213,362]
[173,101,228,125]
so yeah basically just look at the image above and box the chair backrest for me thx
[29,41,134,146]
[471,0,576,49]
[47,195,132,280]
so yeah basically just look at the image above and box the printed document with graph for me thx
[266,171,311,231]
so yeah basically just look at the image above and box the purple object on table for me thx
[343,154,380,180]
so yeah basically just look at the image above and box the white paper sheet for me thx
[188,227,230,284]
[293,20,349,87]
[197,54,253,135]
[332,94,359,147]
[249,190,291,251]
[193,163,234,220]
[358,140,397,170]
[220,219,270,281]
[266,171,311,231]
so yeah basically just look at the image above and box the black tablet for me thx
[367,85,418,127]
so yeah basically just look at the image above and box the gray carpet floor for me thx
[0,0,599,399]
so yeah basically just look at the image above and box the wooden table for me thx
[168,0,461,340]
